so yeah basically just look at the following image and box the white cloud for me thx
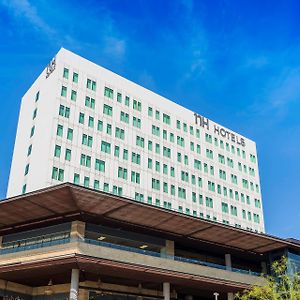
[1,0,54,36]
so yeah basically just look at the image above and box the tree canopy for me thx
[236,257,300,300]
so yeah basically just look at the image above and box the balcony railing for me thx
[0,236,260,277]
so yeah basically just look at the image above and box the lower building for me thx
[0,183,299,300]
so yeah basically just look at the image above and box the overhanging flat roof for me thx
[0,183,298,254]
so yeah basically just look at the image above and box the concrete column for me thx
[227,293,234,300]
[261,261,267,274]
[225,254,232,271]
[161,240,174,258]
[70,269,80,300]
[70,221,86,241]
[163,282,170,300]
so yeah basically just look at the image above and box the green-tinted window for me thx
[27,144,32,156]
[133,99,142,111]
[24,164,29,176]
[117,93,122,103]
[106,124,112,135]
[125,96,130,106]
[103,183,109,192]
[79,112,85,124]
[88,116,94,128]
[155,143,160,154]
[35,91,40,102]
[123,149,128,160]
[32,108,37,120]
[65,149,71,161]
[95,159,105,172]
[148,107,153,116]
[132,152,141,165]
[63,68,69,79]
[148,140,153,151]
[170,133,174,142]
[30,126,35,138]
[73,173,80,185]
[101,141,111,154]
[52,167,64,181]
[57,124,63,137]
[54,145,61,157]
[131,171,140,184]
[114,146,120,157]
[176,120,181,129]
[163,164,168,175]
[87,79,96,91]
[67,128,73,141]
[97,120,103,131]
[70,90,77,101]
[85,96,95,109]
[94,180,100,190]
[171,167,175,177]
[133,116,141,128]
[148,158,153,169]
[183,123,187,132]
[136,136,145,148]
[104,87,113,98]
[155,110,160,120]
[118,167,128,180]
[103,104,113,116]
[116,127,125,140]
[61,86,67,97]
[120,111,129,123]
[163,114,170,125]
[84,176,90,188]
[72,72,78,83]
[155,161,160,172]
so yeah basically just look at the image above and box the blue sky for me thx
[0,0,300,239]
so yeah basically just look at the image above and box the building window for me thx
[61,86,67,97]
[54,145,61,157]
[35,91,40,102]
[79,112,85,124]
[52,167,64,181]
[80,154,91,168]
[63,68,69,79]
[103,104,113,116]
[71,90,77,101]
[117,92,122,103]
[74,173,80,185]
[95,159,105,172]
[72,72,78,83]
[24,164,29,176]
[101,141,111,154]
[87,79,96,91]
[65,149,71,161]
[57,124,63,137]
[104,87,113,98]
[30,126,35,138]
[85,96,95,109]
[67,128,73,140]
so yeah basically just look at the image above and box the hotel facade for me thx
[8,48,264,233]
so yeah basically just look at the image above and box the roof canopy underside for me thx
[0,183,296,254]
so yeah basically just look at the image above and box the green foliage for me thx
[236,257,300,300]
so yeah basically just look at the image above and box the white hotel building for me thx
[7,48,264,233]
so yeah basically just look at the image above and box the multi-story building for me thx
[7,48,264,233]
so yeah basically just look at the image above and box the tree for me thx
[236,256,300,300]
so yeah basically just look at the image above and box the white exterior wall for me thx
[7,48,265,232]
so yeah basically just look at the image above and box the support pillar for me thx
[227,293,234,300]
[70,221,86,241]
[261,261,267,274]
[163,282,170,300]
[161,240,174,258]
[70,269,80,300]
[225,254,232,271]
